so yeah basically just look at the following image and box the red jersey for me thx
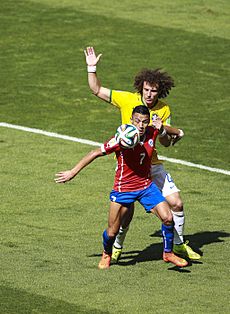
[101,126,159,192]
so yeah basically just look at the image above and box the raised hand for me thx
[84,46,102,66]
[152,117,163,131]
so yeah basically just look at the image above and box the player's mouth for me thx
[145,98,153,104]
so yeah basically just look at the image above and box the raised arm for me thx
[84,46,111,102]
[55,147,104,183]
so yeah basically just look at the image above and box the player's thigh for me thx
[120,203,134,227]
[151,164,180,198]
[108,202,122,227]
[150,164,166,192]
[139,182,165,213]
[109,190,136,228]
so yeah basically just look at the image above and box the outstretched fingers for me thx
[84,46,102,65]
[55,171,71,183]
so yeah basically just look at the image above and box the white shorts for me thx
[150,164,180,197]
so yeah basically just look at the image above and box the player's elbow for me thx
[159,136,171,147]
[92,148,104,158]
[162,141,171,147]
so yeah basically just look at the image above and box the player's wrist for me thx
[178,129,184,137]
[87,65,97,73]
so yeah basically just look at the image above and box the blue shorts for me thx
[110,182,165,213]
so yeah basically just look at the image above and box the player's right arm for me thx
[84,46,111,102]
[55,136,120,183]
[55,147,104,183]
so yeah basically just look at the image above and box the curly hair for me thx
[134,68,175,99]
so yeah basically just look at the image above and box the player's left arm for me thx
[164,125,184,146]
[55,147,104,183]
[162,111,184,146]
[152,118,171,147]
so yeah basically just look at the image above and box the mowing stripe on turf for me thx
[1,122,229,176]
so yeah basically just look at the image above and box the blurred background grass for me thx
[0,1,230,313]
[1,0,229,169]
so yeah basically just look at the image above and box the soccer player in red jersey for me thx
[55,106,188,269]
[84,46,201,261]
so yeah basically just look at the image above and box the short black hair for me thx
[132,105,150,116]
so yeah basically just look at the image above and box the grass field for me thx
[1,0,230,313]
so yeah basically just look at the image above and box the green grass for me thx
[1,127,230,314]
[1,0,229,169]
[0,0,230,313]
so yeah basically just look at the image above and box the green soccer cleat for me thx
[173,241,201,260]
[111,246,122,263]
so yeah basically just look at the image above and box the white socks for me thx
[172,210,185,245]
[113,226,129,249]
[113,212,184,248]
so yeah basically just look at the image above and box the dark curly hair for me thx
[134,68,175,99]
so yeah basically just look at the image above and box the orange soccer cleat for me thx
[98,252,111,270]
[163,252,188,267]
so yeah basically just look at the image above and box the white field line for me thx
[1,122,230,176]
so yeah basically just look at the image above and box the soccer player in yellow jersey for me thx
[84,46,201,261]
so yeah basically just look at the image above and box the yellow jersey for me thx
[110,90,171,164]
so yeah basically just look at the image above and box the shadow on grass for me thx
[89,230,229,272]
[0,285,109,314]
[117,230,229,267]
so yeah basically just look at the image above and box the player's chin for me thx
[139,130,144,136]
[146,100,154,106]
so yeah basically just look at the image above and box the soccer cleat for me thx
[111,246,122,263]
[163,252,188,267]
[173,241,201,260]
[98,252,111,269]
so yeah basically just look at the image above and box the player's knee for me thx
[107,226,118,238]
[170,199,183,212]
[162,212,173,226]
[121,205,134,227]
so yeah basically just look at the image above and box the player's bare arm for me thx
[152,118,171,147]
[84,46,111,102]
[55,147,103,183]
[164,125,181,136]
[164,125,184,146]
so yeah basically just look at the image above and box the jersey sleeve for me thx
[161,104,171,126]
[102,137,120,155]
[111,90,135,108]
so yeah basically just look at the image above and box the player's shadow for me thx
[117,230,230,268]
